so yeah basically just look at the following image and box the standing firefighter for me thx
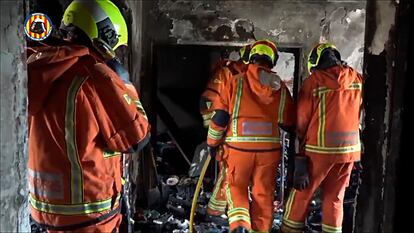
[200,45,251,128]
[27,1,150,232]
[207,40,295,233]
[202,45,251,217]
[281,43,363,233]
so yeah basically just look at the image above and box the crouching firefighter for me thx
[207,40,295,233]
[281,43,363,233]
[27,1,150,232]
[201,45,251,218]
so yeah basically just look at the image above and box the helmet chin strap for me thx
[92,38,116,60]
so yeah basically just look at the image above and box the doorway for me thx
[150,43,300,178]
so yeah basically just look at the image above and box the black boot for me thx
[231,226,249,233]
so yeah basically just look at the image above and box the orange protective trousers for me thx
[48,213,121,233]
[282,157,354,233]
[225,148,280,232]
[207,160,228,216]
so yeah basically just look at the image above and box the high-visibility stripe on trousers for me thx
[282,158,354,233]
[207,161,228,216]
[225,148,280,232]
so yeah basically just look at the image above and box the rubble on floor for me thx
[134,139,360,233]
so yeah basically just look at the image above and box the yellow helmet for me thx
[249,40,278,67]
[307,42,340,73]
[61,0,128,51]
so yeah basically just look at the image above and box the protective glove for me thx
[207,146,218,159]
[293,156,310,191]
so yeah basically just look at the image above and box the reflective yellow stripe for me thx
[347,82,362,90]
[232,78,243,137]
[209,168,225,204]
[228,207,249,214]
[209,198,227,207]
[283,189,296,221]
[65,76,87,204]
[134,100,148,120]
[322,224,342,233]
[209,127,224,137]
[225,136,280,143]
[305,144,361,154]
[208,203,226,212]
[202,112,214,120]
[313,83,362,97]
[283,218,304,228]
[321,93,326,146]
[123,94,132,105]
[225,180,234,209]
[134,99,143,108]
[278,87,286,124]
[317,92,326,147]
[312,87,330,96]
[228,207,250,224]
[29,194,120,215]
[103,150,122,158]
[208,127,225,140]
[228,215,251,225]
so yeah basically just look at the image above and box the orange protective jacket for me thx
[297,65,363,163]
[27,44,150,228]
[200,60,247,127]
[207,64,295,151]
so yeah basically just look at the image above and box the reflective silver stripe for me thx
[232,78,243,136]
[29,194,120,215]
[65,76,87,204]
[78,0,109,22]
[28,169,64,199]
[241,122,272,135]
[278,87,286,124]
[225,136,280,143]
[28,168,63,182]
[29,185,63,200]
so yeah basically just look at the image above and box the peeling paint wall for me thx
[148,0,366,79]
[0,1,29,232]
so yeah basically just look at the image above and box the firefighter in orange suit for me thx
[281,43,363,233]
[200,45,251,128]
[203,45,251,217]
[27,1,150,232]
[207,40,295,233]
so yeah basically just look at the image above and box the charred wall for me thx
[138,0,366,88]
[0,1,29,232]
[356,0,413,232]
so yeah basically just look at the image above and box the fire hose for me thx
[189,154,212,233]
